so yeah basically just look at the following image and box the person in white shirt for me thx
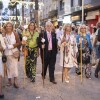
[56,26,63,40]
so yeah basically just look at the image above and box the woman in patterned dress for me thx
[76,24,92,79]
[58,24,78,83]
[22,22,39,82]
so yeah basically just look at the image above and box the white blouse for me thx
[4,32,18,56]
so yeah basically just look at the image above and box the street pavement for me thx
[2,53,100,100]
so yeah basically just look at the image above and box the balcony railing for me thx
[48,9,58,18]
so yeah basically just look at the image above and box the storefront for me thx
[71,15,81,25]
[63,15,71,24]
[86,10,99,33]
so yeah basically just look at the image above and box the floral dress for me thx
[58,33,78,68]
[76,35,92,78]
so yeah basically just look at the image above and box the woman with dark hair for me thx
[22,22,39,82]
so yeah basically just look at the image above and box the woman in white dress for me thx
[58,24,78,83]
[0,33,6,98]
[4,22,21,88]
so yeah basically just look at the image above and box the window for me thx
[60,0,64,11]
[71,0,73,7]
[78,0,82,6]
[73,0,79,6]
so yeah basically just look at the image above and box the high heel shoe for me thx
[65,80,69,83]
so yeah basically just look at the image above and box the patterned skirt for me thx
[26,47,38,81]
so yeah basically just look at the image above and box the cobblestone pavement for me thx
[2,53,100,100]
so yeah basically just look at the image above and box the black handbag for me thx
[2,51,7,63]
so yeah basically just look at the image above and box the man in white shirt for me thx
[56,26,63,40]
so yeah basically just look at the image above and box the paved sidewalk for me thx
[2,54,100,100]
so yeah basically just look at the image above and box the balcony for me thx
[71,6,82,13]
[48,9,58,18]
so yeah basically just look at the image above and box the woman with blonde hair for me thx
[4,22,21,88]
[22,22,39,82]
[58,24,78,83]
[76,24,92,78]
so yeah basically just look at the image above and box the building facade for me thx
[71,0,100,32]
[40,0,58,26]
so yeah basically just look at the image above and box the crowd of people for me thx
[0,21,100,99]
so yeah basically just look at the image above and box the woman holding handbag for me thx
[0,33,6,98]
[22,22,39,82]
[4,22,21,88]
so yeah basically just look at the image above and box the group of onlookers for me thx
[0,21,100,99]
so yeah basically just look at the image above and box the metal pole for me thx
[35,0,39,26]
[82,0,84,24]
[80,0,84,84]
[22,0,24,25]
[16,3,18,23]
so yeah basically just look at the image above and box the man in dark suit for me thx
[38,21,57,84]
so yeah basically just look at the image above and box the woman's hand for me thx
[42,44,45,49]
[22,40,27,45]
[7,45,14,49]
[62,42,67,46]
[61,37,66,44]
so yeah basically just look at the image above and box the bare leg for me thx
[63,68,66,81]
[7,78,12,86]
[64,68,69,83]
[14,77,19,88]
[65,68,69,80]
